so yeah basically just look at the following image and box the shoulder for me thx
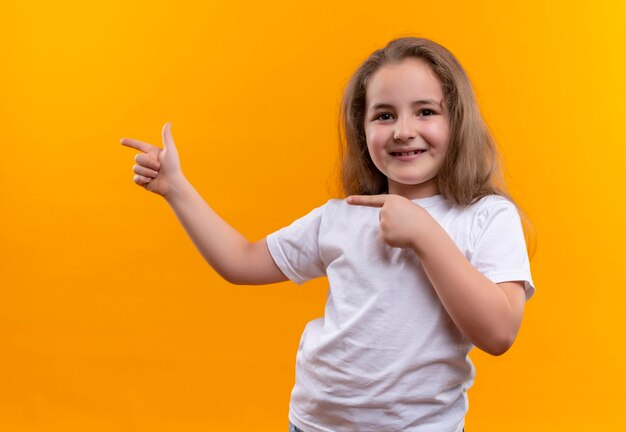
[278,198,361,226]
[318,197,382,233]
[468,194,520,223]
[470,194,515,211]
[466,195,524,243]
[325,197,377,213]
[285,198,352,229]
[324,197,374,219]
[298,198,341,217]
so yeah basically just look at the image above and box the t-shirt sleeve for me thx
[469,198,536,301]
[265,203,327,285]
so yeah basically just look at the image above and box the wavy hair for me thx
[336,37,536,258]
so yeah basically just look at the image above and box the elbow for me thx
[227,275,250,285]
[476,307,523,356]
[209,246,252,285]
[211,266,246,285]
[219,265,261,286]
[485,341,512,357]
[221,269,248,285]
[477,330,517,357]
[225,275,241,285]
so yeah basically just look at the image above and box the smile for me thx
[390,150,426,156]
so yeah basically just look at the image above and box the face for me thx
[364,58,450,199]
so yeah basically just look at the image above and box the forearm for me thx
[412,214,517,355]
[163,175,250,283]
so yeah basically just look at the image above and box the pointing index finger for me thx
[120,137,158,155]
[346,194,388,207]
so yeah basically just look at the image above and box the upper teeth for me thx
[396,150,422,156]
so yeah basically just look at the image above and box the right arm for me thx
[121,122,287,285]
[164,175,287,285]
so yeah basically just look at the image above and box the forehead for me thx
[366,58,443,110]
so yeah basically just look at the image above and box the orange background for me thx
[1,0,625,430]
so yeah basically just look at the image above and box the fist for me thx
[120,122,184,198]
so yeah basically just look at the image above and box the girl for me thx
[121,37,535,432]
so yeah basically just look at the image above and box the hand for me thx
[120,122,184,198]
[346,194,428,249]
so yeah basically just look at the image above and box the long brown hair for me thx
[336,37,536,258]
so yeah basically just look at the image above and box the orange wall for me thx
[1,0,624,430]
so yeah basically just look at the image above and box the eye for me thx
[419,109,435,116]
[374,112,393,121]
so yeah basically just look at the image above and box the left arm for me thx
[347,194,526,356]
[412,214,526,356]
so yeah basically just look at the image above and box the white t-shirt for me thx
[266,194,535,432]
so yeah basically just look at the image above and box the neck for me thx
[387,178,440,200]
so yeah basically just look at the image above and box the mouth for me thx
[389,149,426,157]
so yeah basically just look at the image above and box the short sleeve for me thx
[469,199,536,301]
[265,203,328,285]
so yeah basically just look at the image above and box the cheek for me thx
[423,121,450,146]
[364,133,384,167]
[365,127,386,150]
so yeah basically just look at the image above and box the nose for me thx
[393,115,417,142]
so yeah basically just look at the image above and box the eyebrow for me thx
[368,99,442,112]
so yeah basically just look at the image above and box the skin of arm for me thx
[164,176,288,285]
[121,123,286,286]
[346,194,526,356]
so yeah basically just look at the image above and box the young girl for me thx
[121,37,535,432]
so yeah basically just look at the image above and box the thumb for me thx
[161,121,176,150]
